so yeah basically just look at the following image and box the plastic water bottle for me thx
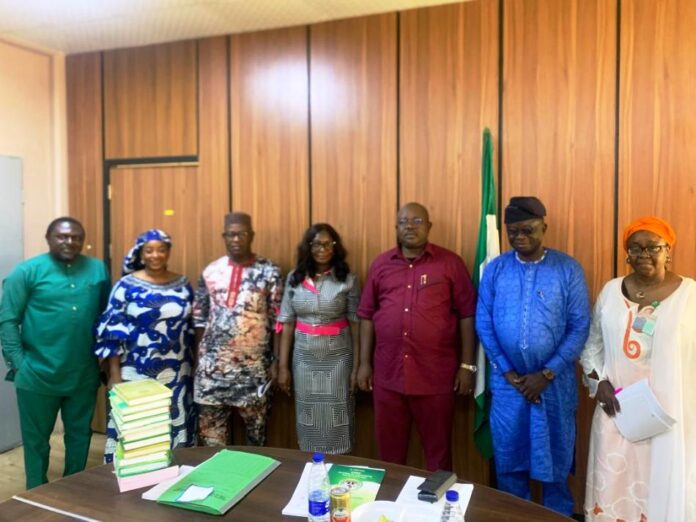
[440,490,464,521]
[307,452,330,522]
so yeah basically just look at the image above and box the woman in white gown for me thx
[580,216,695,521]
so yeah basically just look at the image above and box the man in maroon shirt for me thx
[357,202,476,471]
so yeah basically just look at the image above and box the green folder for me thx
[157,450,280,515]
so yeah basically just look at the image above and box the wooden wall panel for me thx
[103,41,198,159]
[309,12,398,463]
[198,37,231,270]
[502,0,616,299]
[400,0,499,483]
[502,0,616,510]
[230,27,309,275]
[400,0,499,270]
[310,14,398,281]
[619,0,696,278]
[109,166,203,286]
[67,52,104,259]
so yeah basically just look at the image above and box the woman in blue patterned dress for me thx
[94,229,195,462]
[277,223,360,454]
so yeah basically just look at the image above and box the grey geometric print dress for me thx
[278,270,360,454]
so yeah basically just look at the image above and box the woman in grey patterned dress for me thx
[277,223,360,454]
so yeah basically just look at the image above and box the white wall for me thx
[0,38,67,258]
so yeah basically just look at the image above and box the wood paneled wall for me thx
[401,1,499,264]
[503,0,617,297]
[67,52,103,258]
[66,0,696,513]
[618,0,696,278]
[103,41,198,159]
[310,14,398,280]
[198,37,231,266]
[230,27,310,273]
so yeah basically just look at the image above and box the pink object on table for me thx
[116,465,180,493]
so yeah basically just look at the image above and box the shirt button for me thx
[409,264,413,268]
[67,264,72,268]
[404,308,409,312]
[407,285,411,289]
[70,284,76,288]
[72,306,77,311]
[405,354,409,358]
[403,332,408,336]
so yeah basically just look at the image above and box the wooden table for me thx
[0,446,570,521]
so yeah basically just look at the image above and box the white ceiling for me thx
[0,0,467,55]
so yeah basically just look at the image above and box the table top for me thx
[0,446,570,521]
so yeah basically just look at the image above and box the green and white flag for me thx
[472,128,499,460]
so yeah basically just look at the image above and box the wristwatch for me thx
[541,368,555,381]
[460,363,477,373]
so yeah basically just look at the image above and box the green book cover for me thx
[110,393,171,411]
[115,420,171,442]
[328,464,385,510]
[111,409,170,429]
[116,440,171,460]
[115,446,171,468]
[122,433,170,451]
[115,458,171,477]
[111,379,172,406]
[157,450,280,515]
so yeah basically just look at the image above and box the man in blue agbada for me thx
[476,196,590,517]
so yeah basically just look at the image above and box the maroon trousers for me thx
[373,384,455,471]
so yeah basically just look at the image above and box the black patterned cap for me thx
[504,196,546,224]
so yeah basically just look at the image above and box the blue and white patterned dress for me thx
[94,274,196,462]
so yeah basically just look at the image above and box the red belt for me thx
[296,318,349,336]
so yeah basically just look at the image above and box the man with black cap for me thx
[475,196,590,516]
[192,212,283,447]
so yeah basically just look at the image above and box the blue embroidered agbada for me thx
[476,249,590,482]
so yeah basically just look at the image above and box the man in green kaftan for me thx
[0,217,110,488]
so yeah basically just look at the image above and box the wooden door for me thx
[109,165,205,286]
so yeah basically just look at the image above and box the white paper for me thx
[141,465,195,500]
[613,378,676,442]
[282,462,333,517]
[395,475,473,516]
[177,484,215,502]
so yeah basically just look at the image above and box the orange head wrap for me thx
[622,216,676,250]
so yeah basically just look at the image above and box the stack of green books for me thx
[110,379,174,480]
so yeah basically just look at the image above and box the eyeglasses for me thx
[506,224,540,238]
[627,244,669,257]
[222,231,250,240]
[310,240,336,251]
[397,217,426,227]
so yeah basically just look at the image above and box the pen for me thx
[614,387,623,395]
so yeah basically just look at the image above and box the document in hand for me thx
[613,378,676,442]
[156,450,280,515]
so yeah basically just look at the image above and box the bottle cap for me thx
[312,452,325,463]
[445,490,459,502]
